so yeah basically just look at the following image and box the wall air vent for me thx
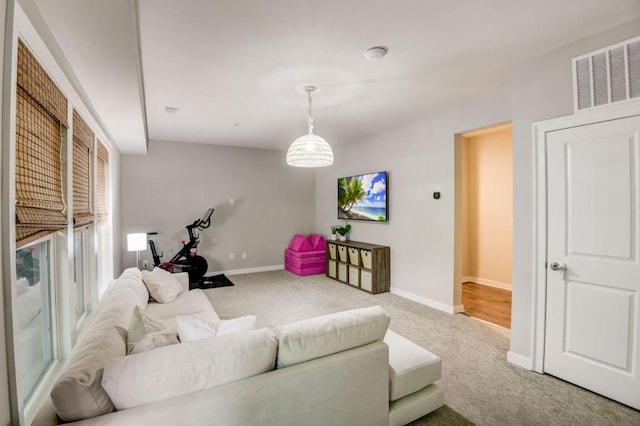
[573,35,640,112]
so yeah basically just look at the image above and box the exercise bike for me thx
[147,208,214,287]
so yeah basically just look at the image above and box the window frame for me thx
[73,228,89,326]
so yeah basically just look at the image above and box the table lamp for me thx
[126,233,147,269]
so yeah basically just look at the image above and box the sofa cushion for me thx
[146,288,217,320]
[307,233,326,251]
[217,315,257,335]
[142,268,184,303]
[101,328,277,410]
[288,234,312,252]
[274,305,390,368]
[384,330,442,401]
[50,286,138,421]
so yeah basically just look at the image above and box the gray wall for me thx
[509,17,640,364]
[121,140,316,273]
[315,89,511,311]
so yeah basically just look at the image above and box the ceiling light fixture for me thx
[286,85,333,168]
[364,46,388,61]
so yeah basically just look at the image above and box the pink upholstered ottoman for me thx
[284,234,326,276]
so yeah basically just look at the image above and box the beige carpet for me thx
[204,270,640,425]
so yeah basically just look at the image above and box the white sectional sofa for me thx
[32,268,443,425]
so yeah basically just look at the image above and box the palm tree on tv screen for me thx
[338,177,366,217]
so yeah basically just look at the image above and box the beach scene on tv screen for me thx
[338,171,387,222]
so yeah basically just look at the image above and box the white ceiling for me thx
[30,0,640,154]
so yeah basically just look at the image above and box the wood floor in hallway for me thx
[462,282,511,329]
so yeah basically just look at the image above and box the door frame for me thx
[532,101,640,373]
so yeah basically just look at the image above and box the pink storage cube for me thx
[307,233,326,251]
[288,234,312,252]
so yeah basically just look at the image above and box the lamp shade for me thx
[286,134,333,167]
[126,233,147,252]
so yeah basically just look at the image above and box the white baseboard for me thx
[462,276,512,291]
[507,351,533,370]
[390,287,458,314]
[208,264,284,277]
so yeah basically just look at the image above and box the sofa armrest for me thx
[173,272,189,291]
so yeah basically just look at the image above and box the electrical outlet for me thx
[229,252,235,261]
[242,252,247,259]
[142,260,149,269]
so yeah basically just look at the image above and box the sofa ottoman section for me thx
[284,249,326,276]
[384,330,444,426]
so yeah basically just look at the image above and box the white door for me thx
[544,115,640,409]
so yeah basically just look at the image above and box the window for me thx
[73,230,87,320]
[15,239,54,403]
[14,40,67,407]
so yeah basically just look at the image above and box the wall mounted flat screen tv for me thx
[338,171,388,222]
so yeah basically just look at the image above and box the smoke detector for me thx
[364,46,388,61]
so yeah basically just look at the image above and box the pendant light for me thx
[286,85,333,167]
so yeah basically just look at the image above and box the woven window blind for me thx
[72,110,94,228]
[96,140,109,225]
[15,41,68,247]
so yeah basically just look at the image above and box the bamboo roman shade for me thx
[15,40,68,246]
[96,140,109,225]
[72,110,94,228]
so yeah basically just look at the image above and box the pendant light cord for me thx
[307,87,314,135]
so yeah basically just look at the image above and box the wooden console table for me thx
[326,240,390,294]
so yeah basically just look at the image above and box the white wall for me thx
[121,140,316,274]
[509,17,640,366]
[315,89,511,312]
[110,147,122,278]
[316,17,640,368]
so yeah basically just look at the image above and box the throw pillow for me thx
[130,330,180,355]
[216,315,257,335]
[102,328,278,410]
[141,267,184,303]
[176,315,216,342]
[127,306,178,354]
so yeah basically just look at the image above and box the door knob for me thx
[550,262,568,279]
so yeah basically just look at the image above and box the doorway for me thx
[455,123,513,329]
